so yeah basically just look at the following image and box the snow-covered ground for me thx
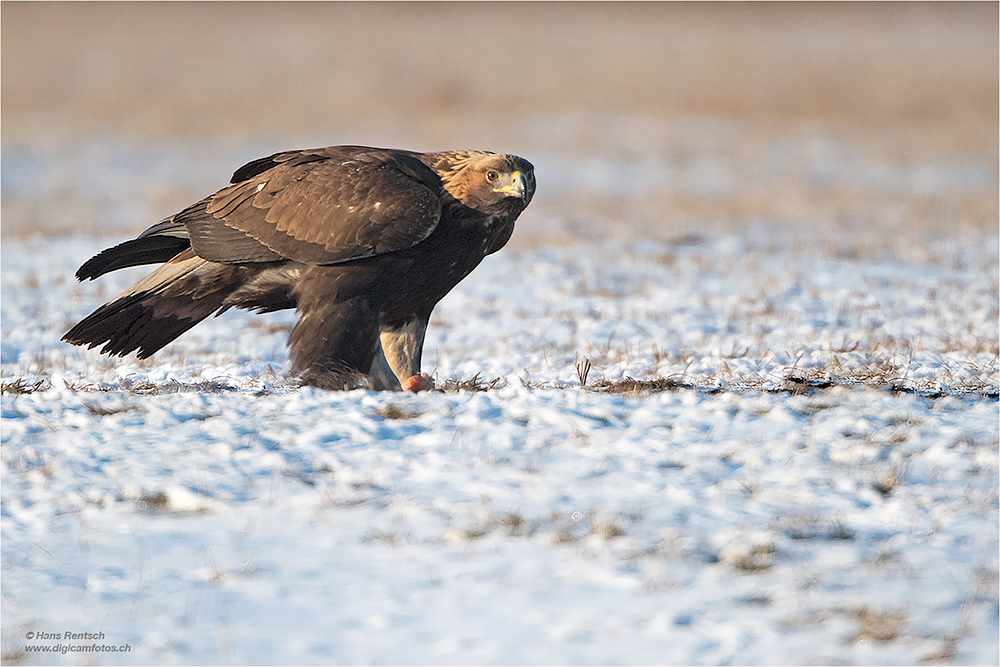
[2,138,998,664]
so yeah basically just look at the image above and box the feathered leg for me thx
[380,320,434,391]
[368,347,402,391]
[288,266,383,390]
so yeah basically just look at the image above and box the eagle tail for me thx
[63,250,244,359]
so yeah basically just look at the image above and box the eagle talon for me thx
[402,374,434,392]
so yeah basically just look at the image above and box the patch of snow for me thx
[2,227,997,664]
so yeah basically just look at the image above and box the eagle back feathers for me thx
[197,148,444,265]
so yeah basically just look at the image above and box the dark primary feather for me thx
[75,235,192,281]
[63,145,535,390]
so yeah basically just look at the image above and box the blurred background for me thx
[2,1,997,249]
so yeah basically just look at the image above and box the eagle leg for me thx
[368,344,402,391]
[379,320,434,391]
[289,267,385,390]
[288,300,382,390]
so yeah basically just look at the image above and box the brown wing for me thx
[187,147,444,266]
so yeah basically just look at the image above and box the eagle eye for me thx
[486,170,500,182]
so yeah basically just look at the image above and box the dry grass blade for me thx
[374,405,421,420]
[0,378,50,394]
[137,491,170,513]
[576,357,592,387]
[440,373,507,393]
[591,376,686,394]
[83,401,138,417]
[873,461,909,497]
[1,649,29,664]
[121,378,239,395]
[781,373,836,394]
[851,608,908,643]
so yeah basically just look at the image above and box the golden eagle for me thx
[63,146,535,391]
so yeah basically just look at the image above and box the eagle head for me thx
[435,152,535,212]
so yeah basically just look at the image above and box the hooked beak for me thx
[494,170,529,200]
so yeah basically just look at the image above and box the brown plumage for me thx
[63,146,536,390]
